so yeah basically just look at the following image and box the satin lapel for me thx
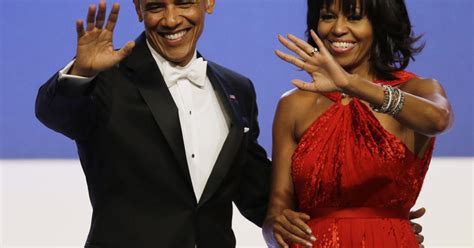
[122,34,194,194]
[198,62,245,206]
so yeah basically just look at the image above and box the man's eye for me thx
[176,0,197,7]
[145,5,164,12]
[176,3,194,8]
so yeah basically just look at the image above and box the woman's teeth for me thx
[332,41,355,49]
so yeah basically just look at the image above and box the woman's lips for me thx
[329,41,356,54]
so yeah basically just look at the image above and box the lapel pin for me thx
[229,95,237,100]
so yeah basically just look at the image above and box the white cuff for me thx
[58,60,96,84]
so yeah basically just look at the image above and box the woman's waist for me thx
[307,207,410,220]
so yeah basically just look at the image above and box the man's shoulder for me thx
[206,60,251,84]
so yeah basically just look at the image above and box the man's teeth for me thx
[332,41,355,49]
[164,30,187,40]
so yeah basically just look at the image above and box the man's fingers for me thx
[95,0,107,29]
[117,41,136,59]
[105,3,120,32]
[86,4,97,31]
[76,19,85,38]
[409,207,426,219]
[416,234,425,243]
[411,222,423,234]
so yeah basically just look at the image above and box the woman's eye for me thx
[320,14,335,21]
[347,14,363,21]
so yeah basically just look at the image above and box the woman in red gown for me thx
[263,0,453,247]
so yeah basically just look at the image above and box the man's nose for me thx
[332,17,349,36]
[162,6,182,29]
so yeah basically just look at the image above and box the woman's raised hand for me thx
[275,30,352,93]
[70,0,135,77]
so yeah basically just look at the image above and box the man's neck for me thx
[145,39,197,68]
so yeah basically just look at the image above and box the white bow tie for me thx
[164,58,208,88]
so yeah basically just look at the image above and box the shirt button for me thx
[192,154,195,158]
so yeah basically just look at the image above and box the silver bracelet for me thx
[371,84,394,113]
[389,89,405,116]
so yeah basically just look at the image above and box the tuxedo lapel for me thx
[122,33,194,195]
[198,62,245,206]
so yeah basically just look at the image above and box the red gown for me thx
[291,71,435,248]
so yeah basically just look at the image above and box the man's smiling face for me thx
[134,0,215,66]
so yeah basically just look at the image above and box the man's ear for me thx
[205,0,215,14]
[133,0,144,22]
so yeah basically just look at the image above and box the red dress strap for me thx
[376,71,418,87]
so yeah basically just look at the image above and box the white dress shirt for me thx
[58,43,230,202]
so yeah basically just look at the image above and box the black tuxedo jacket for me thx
[36,33,271,248]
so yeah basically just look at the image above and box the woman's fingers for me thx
[291,79,315,92]
[275,50,317,72]
[278,214,311,239]
[310,30,328,55]
[278,35,312,62]
[287,34,318,57]
[288,216,313,237]
[274,233,290,248]
[274,224,313,247]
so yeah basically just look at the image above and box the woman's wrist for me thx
[339,73,360,95]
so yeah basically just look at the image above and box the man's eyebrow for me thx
[175,0,198,3]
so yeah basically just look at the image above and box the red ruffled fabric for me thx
[291,71,435,248]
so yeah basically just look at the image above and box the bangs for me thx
[320,0,368,16]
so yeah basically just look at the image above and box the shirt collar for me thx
[146,39,199,88]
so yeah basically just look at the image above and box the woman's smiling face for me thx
[317,0,373,75]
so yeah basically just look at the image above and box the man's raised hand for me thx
[70,0,135,77]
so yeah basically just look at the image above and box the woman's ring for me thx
[310,47,319,56]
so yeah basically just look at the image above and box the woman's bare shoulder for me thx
[278,88,322,107]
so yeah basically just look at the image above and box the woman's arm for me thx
[263,93,316,248]
[275,31,453,137]
[343,75,453,137]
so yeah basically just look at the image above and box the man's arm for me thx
[35,70,98,140]
[233,80,271,227]
[36,0,134,140]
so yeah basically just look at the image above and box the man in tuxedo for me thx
[35,0,270,247]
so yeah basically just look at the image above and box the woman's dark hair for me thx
[306,0,424,80]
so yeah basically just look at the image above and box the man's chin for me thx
[163,52,194,66]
